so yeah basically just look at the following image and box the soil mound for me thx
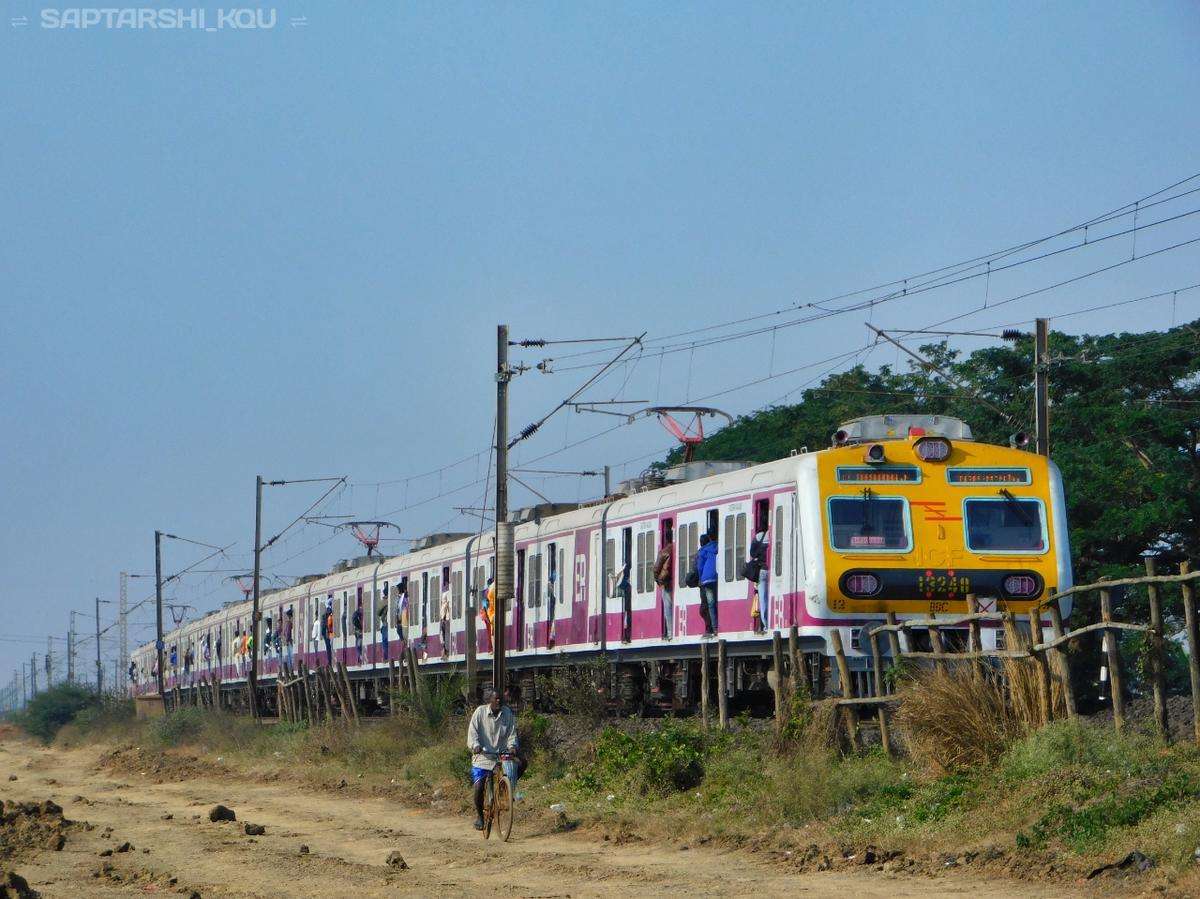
[0,800,68,860]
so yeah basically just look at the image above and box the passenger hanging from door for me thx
[746,500,770,634]
[396,577,409,653]
[378,583,391,661]
[655,521,674,640]
[440,570,452,658]
[352,594,365,664]
[481,576,495,648]
[283,607,294,670]
[323,598,335,667]
[694,530,719,635]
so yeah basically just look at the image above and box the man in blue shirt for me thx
[694,531,719,635]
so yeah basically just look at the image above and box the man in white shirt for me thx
[466,688,517,830]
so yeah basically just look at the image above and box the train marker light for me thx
[833,429,849,446]
[864,443,886,464]
[1009,431,1030,449]
[914,437,951,462]
[1003,574,1039,597]
[843,572,882,597]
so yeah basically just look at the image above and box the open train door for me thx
[772,492,799,629]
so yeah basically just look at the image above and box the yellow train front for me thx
[798,414,1073,653]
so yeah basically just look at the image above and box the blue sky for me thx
[1,2,1198,690]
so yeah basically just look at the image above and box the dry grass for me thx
[895,656,1063,774]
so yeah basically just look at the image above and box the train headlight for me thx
[914,436,951,462]
[864,443,886,464]
[842,571,882,597]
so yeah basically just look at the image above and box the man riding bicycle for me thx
[467,687,518,831]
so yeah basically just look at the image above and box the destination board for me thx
[947,468,1031,485]
[835,466,920,484]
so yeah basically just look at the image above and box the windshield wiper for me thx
[998,489,1035,527]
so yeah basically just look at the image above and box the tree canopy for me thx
[666,320,1200,581]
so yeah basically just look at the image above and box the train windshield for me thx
[964,497,1045,552]
[828,495,910,551]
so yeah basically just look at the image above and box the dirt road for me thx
[0,738,1075,898]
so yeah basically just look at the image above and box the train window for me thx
[677,522,699,586]
[828,495,911,551]
[604,538,616,597]
[723,513,747,583]
[452,570,464,619]
[641,532,655,593]
[774,505,784,577]
[529,554,542,607]
[557,546,568,608]
[964,497,1046,552]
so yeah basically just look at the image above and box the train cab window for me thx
[723,512,747,583]
[828,494,911,551]
[774,505,784,577]
[964,497,1046,552]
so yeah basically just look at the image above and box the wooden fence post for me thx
[716,639,729,731]
[877,705,893,756]
[1181,561,1200,746]
[1044,593,1077,718]
[1099,588,1125,734]
[772,631,786,732]
[869,629,885,697]
[966,594,982,654]
[927,613,947,674]
[788,626,807,698]
[1027,610,1052,725]
[699,640,710,732]
[1145,557,1169,741]
[885,611,902,661]
[829,628,860,752]
[342,663,359,725]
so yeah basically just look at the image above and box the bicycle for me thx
[480,753,515,841]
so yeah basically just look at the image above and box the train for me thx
[131,413,1073,711]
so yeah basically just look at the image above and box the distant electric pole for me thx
[494,325,512,694]
[119,571,129,689]
[46,638,53,689]
[1034,318,1050,456]
[155,531,166,708]
[95,597,103,693]
[68,611,77,684]
[29,654,37,696]
[250,474,264,718]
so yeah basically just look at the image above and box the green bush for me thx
[1001,719,1144,783]
[399,672,464,733]
[14,683,99,743]
[149,706,210,746]
[592,720,707,796]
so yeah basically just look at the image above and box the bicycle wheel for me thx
[482,774,495,840]
[495,774,514,842]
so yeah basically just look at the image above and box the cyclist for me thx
[467,687,517,831]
